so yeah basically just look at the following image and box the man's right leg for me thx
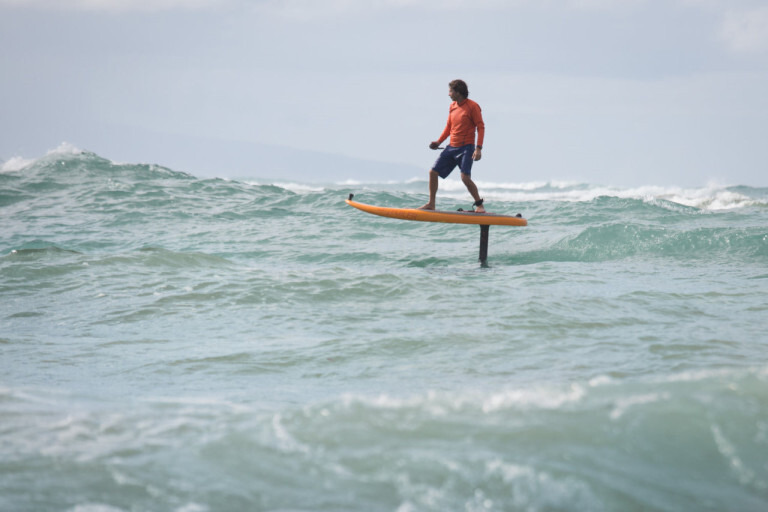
[419,170,440,210]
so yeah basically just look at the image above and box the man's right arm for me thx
[432,117,451,149]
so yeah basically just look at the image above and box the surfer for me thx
[419,79,486,213]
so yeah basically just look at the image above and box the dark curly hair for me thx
[449,79,469,98]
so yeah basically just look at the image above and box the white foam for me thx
[2,142,86,173]
[610,392,670,420]
[588,375,613,387]
[663,188,757,210]
[429,179,761,210]
[481,384,586,413]
[175,503,209,512]
[67,505,125,512]
[248,181,327,194]
[46,142,84,156]
[484,459,602,509]
[1,156,35,173]
[711,424,760,487]
[271,413,310,454]
[340,384,587,415]
[337,178,414,186]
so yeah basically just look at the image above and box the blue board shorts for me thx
[432,144,475,178]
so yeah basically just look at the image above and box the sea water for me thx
[1,145,767,511]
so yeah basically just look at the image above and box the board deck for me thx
[346,197,527,226]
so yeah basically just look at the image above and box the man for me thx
[419,79,486,213]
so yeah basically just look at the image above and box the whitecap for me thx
[2,142,84,173]
[609,392,670,420]
[270,182,327,193]
[46,142,84,156]
[67,505,126,512]
[481,383,586,413]
[1,156,36,172]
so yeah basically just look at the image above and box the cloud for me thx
[255,0,641,15]
[564,0,646,9]
[0,0,226,12]
[243,0,660,23]
[0,0,715,16]
[720,6,768,52]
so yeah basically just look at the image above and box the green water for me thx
[1,147,767,511]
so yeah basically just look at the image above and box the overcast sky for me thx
[1,0,767,186]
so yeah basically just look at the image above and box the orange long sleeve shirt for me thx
[436,98,485,148]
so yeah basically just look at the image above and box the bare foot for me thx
[418,203,435,210]
[475,205,486,213]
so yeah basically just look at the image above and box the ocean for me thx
[1,144,767,511]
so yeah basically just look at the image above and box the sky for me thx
[1,0,767,186]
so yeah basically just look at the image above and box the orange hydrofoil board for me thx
[345,195,527,226]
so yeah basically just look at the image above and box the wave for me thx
[510,223,768,264]
[433,179,768,211]
[2,366,766,511]
[2,145,767,266]
[1,143,193,183]
[1,143,83,173]
[3,144,767,210]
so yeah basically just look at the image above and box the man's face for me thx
[449,87,462,101]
